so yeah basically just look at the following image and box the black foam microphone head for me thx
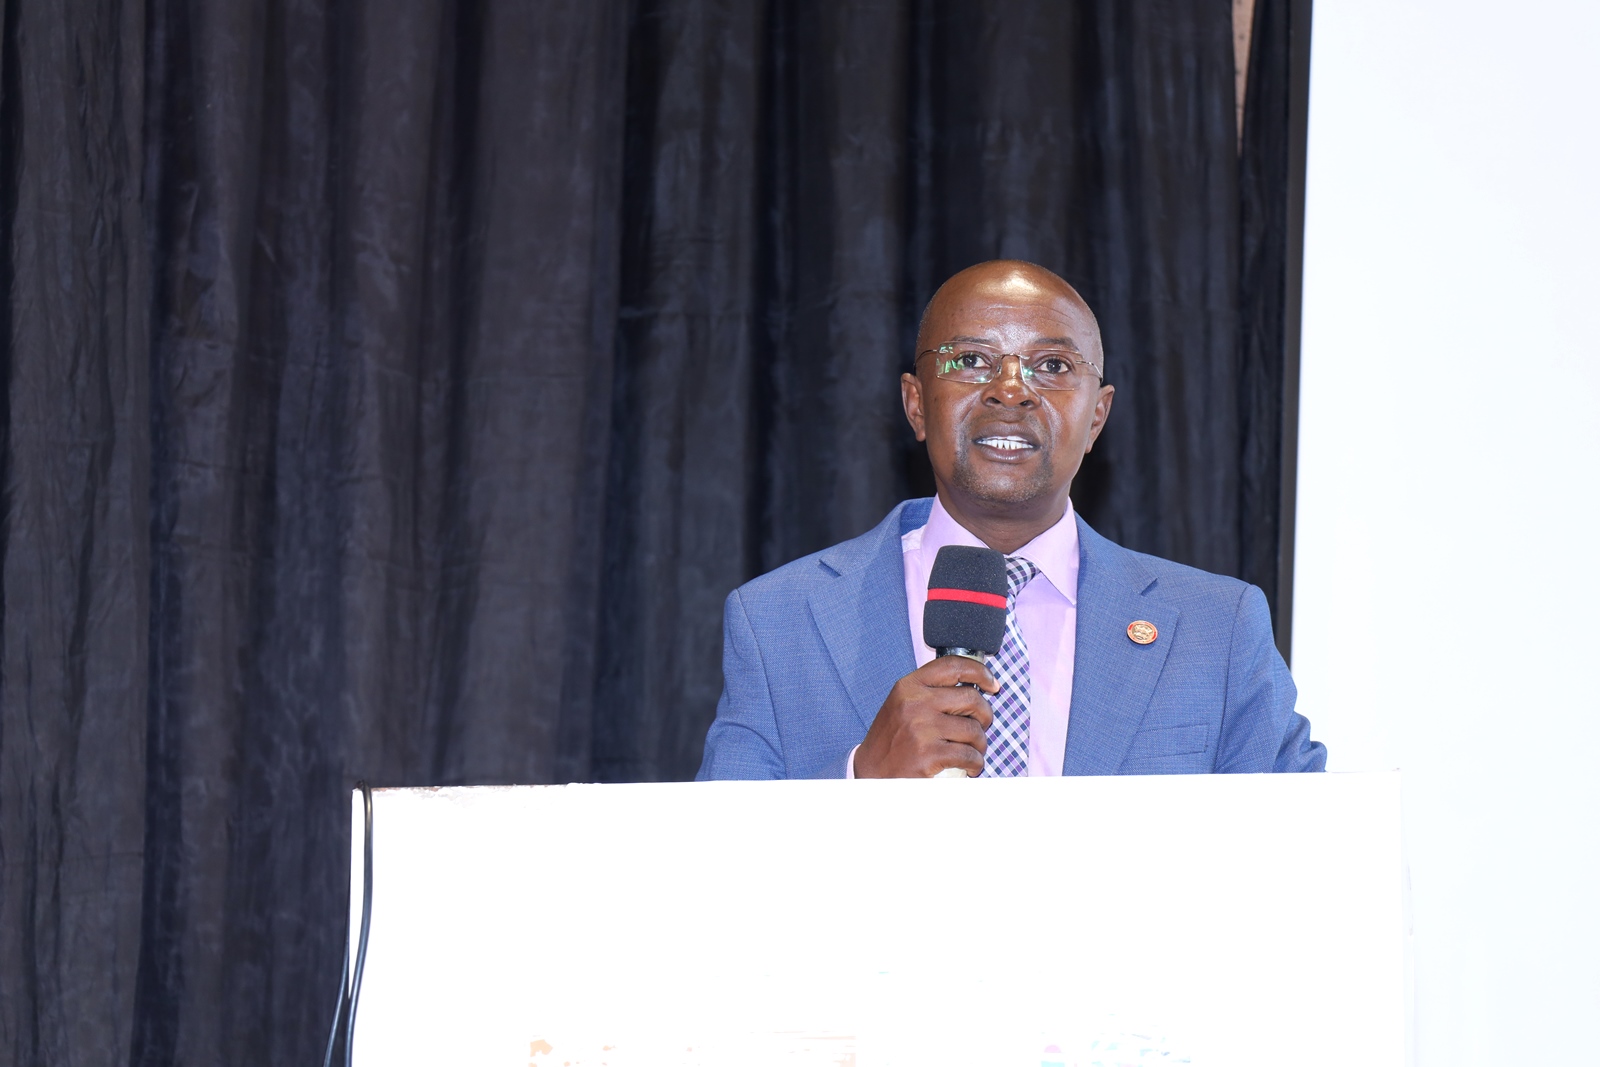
[923,545,1009,655]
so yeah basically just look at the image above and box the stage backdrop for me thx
[0,2,1304,1064]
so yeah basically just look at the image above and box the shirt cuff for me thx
[845,744,859,779]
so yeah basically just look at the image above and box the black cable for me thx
[347,782,374,1067]
[321,935,349,1067]
[322,781,374,1067]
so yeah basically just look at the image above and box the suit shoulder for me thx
[1135,548,1251,601]
[1082,520,1254,610]
[733,545,839,606]
[729,498,927,610]
[1104,540,1272,649]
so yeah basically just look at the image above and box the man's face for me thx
[901,271,1114,519]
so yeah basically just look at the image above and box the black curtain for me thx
[0,1,1301,1063]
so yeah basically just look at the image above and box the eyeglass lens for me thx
[931,345,1094,390]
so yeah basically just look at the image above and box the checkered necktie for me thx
[982,556,1038,777]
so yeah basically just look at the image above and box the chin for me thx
[950,455,1058,508]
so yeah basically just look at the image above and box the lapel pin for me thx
[1127,620,1158,645]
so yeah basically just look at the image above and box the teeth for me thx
[976,436,1032,451]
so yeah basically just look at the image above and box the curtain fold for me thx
[0,1,1297,1063]
[1,2,151,1064]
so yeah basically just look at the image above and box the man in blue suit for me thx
[697,261,1325,780]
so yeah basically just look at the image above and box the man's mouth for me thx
[973,434,1038,455]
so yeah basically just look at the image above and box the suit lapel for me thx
[808,503,922,734]
[1061,517,1180,776]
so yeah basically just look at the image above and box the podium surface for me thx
[350,773,1404,1066]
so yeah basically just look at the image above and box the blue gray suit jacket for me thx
[696,498,1325,780]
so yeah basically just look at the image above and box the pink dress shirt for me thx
[847,495,1081,777]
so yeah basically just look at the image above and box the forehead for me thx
[926,280,1095,348]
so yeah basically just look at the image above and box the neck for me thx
[937,487,1070,555]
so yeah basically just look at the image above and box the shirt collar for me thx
[919,494,1080,606]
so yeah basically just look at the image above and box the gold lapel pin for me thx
[1127,620,1158,645]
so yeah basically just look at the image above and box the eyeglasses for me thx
[916,341,1104,390]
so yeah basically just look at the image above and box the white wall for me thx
[1293,2,1600,1063]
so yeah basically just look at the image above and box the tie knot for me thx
[1005,556,1038,598]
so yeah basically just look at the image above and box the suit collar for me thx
[814,497,933,574]
[912,494,1081,606]
[1061,515,1179,775]
[809,500,928,732]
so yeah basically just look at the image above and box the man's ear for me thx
[1083,383,1115,453]
[901,372,927,442]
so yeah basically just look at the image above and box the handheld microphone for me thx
[923,545,1008,778]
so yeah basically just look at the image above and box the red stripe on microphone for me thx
[926,587,1007,609]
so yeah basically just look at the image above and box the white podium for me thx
[349,773,1405,1067]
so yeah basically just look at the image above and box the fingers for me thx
[916,654,999,694]
[892,661,995,730]
[906,705,987,778]
[930,684,995,731]
[930,739,985,778]
[939,708,988,753]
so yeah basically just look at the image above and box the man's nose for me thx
[983,354,1035,405]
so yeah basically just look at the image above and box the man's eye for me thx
[950,350,990,370]
[1035,356,1072,375]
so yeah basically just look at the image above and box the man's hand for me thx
[854,657,998,778]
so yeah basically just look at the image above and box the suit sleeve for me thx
[695,588,786,781]
[1215,584,1327,773]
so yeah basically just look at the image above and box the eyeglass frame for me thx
[914,340,1105,390]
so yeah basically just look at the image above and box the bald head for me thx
[916,260,1103,372]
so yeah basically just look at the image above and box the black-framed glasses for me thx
[916,341,1104,390]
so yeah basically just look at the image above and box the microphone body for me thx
[922,546,1010,778]
[931,647,987,779]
